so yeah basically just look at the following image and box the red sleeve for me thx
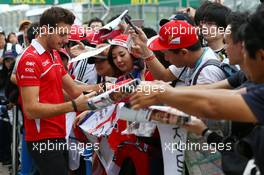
[55,51,68,77]
[16,55,42,87]
[60,64,67,77]
[144,71,154,81]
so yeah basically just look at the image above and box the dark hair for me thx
[27,22,39,44]
[142,27,157,39]
[174,12,195,26]
[160,12,195,27]
[226,11,249,44]
[39,7,75,27]
[108,45,144,74]
[169,41,202,54]
[85,17,104,27]
[202,3,231,28]
[0,31,5,38]
[194,1,213,26]
[7,32,16,43]
[244,4,264,59]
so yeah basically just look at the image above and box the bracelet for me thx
[142,51,154,60]
[145,54,156,61]
[71,100,78,112]
[202,128,213,140]
[202,128,209,136]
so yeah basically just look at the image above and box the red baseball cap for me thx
[69,24,88,41]
[148,20,198,51]
[108,34,129,48]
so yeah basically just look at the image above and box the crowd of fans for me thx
[0,0,264,175]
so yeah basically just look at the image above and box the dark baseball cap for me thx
[159,13,195,27]
[3,50,16,60]
[88,55,108,64]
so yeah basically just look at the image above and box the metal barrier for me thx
[11,106,19,175]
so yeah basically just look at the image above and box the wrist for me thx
[71,100,78,112]
[142,50,154,60]
[144,54,156,61]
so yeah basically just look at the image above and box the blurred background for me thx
[0,0,260,34]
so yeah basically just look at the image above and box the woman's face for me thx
[8,34,18,44]
[4,58,15,70]
[112,46,134,73]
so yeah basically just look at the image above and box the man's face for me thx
[162,49,187,68]
[224,28,243,65]
[243,43,264,82]
[201,22,224,42]
[4,58,15,70]
[90,21,103,32]
[47,22,71,51]
[0,34,6,49]
[95,59,113,76]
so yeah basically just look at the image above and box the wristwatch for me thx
[202,128,213,141]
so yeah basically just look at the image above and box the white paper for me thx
[69,45,110,63]
[158,124,187,175]
[79,104,118,137]
[101,9,128,31]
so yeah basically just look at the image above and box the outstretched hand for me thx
[129,81,170,110]
[128,26,153,59]
[182,117,207,136]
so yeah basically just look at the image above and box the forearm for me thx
[145,57,175,81]
[63,89,71,101]
[177,79,232,90]
[10,74,17,85]
[159,87,256,123]
[67,84,100,99]
[24,101,74,119]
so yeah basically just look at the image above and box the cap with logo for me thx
[148,20,198,51]
[108,34,129,48]
[69,24,88,41]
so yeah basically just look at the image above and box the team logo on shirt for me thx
[25,61,36,67]
[25,68,34,73]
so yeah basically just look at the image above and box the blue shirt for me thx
[242,84,264,124]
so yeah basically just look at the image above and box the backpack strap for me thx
[192,59,222,85]
[171,66,187,87]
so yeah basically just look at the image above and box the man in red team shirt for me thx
[16,7,97,175]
